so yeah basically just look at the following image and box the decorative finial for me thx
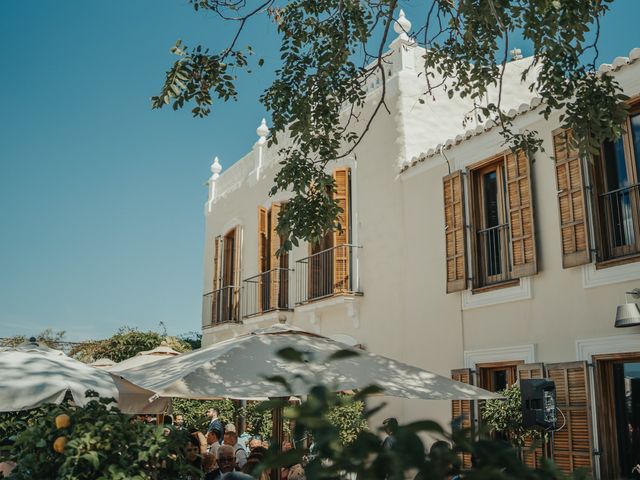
[256,118,269,145]
[510,48,523,61]
[394,9,411,40]
[210,156,222,178]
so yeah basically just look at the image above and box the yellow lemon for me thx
[53,436,67,453]
[55,414,71,429]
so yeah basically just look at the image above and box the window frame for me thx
[468,154,515,289]
[594,99,640,264]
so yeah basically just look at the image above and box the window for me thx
[443,151,537,293]
[553,102,640,269]
[204,226,241,326]
[595,108,640,262]
[296,167,358,304]
[254,203,289,315]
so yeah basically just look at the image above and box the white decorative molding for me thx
[242,311,286,327]
[462,277,532,310]
[221,217,243,235]
[464,344,536,369]
[575,333,640,361]
[582,261,640,289]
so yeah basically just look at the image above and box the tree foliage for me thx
[481,386,545,448]
[171,398,236,432]
[154,0,628,250]
[4,393,195,480]
[69,326,192,363]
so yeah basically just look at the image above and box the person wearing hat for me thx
[223,423,247,469]
[381,417,398,450]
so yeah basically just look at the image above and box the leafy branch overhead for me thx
[153,0,628,248]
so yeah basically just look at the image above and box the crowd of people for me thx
[164,407,307,480]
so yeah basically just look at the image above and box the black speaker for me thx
[521,379,556,429]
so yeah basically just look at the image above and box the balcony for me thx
[295,244,362,305]
[476,224,512,287]
[241,268,293,318]
[598,184,640,261]
[202,286,240,327]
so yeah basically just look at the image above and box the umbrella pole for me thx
[270,399,284,480]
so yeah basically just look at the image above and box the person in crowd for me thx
[185,433,204,479]
[207,427,223,458]
[207,407,225,439]
[202,452,222,480]
[241,457,269,480]
[224,424,248,469]
[287,464,306,480]
[381,417,398,450]
[217,444,237,475]
[248,437,263,453]
[174,413,185,430]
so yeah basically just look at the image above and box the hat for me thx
[225,423,237,434]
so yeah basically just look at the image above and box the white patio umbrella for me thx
[107,341,181,373]
[0,349,169,414]
[114,324,499,401]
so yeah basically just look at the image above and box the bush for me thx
[171,398,235,432]
[5,392,195,479]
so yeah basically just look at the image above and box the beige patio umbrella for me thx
[107,341,181,374]
[0,349,169,413]
[90,358,116,369]
[113,324,498,401]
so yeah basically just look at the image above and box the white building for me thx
[201,11,640,479]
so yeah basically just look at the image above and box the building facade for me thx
[201,11,640,479]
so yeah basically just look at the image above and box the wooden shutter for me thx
[505,150,537,278]
[213,235,224,291]
[270,203,282,308]
[333,168,351,293]
[553,129,591,268]
[546,361,593,475]
[443,171,467,293]
[233,226,242,320]
[517,363,546,469]
[258,207,268,311]
[451,368,474,469]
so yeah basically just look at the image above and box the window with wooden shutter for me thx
[258,207,268,311]
[451,368,474,469]
[517,363,547,469]
[213,235,224,292]
[333,167,351,293]
[546,361,593,475]
[443,171,467,293]
[505,150,537,278]
[233,226,242,319]
[553,129,591,268]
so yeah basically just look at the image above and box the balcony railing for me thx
[476,224,511,287]
[202,286,240,326]
[241,268,293,318]
[599,184,640,260]
[295,244,362,305]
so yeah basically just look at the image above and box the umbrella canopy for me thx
[107,341,181,373]
[114,325,499,401]
[90,358,116,368]
[15,338,66,356]
[0,349,169,413]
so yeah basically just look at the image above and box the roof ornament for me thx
[394,9,411,41]
[257,118,269,145]
[206,156,222,213]
[510,48,523,61]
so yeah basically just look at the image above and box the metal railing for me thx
[295,244,361,305]
[476,224,511,287]
[202,286,240,326]
[241,268,293,318]
[599,184,640,259]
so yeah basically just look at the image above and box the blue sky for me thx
[1,1,639,341]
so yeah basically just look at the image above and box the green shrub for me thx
[171,398,235,432]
